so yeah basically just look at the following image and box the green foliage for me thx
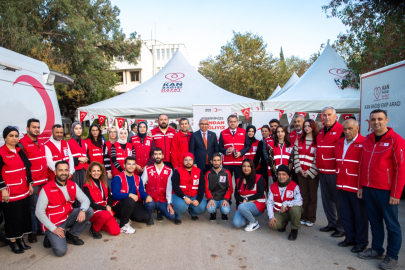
[0,0,141,116]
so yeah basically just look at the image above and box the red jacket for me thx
[67,138,89,171]
[131,135,153,173]
[220,127,247,166]
[170,131,191,168]
[86,138,104,165]
[177,166,201,197]
[270,180,298,212]
[19,135,48,186]
[44,140,70,182]
[359,128,405,198]
[316,122,343,174]
[150,127,176,163]
[236,175,266,213]
[335,135,364,193]
[289,130,301,146]
[144,165,172,203]
[82,179,109,214]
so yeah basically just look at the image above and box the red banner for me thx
[116,118,125,128]
[137,119,146,124]
[343,114,352,120]
[98,115,106,126]
[79,111,87,123]
[297,112,307,118]
[241,108,251,121]
[275,109,285,120]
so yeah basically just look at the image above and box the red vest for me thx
[297,138,317,171]
[269,141,293,176]
[44,140,70,182]
[67,138,88,171]
[177,166,201,197]
[86,138,104,165]
[335,135,364,193]
[270,180,298,212]
[316,122,343,174]
[289,130,301,145]
[236,175,266,213]
[150,127,176,163]
[0,146,29,202]
[265,136,274,147]
[170,131,191,168]
[244,140,260,170]
[111,142,133,177]
[131,135,153,174]
[19,135,48,186]
[83,179,109,214]
[145,165,172,203]
[221,128,246,165]
[42,179,76,231]
[112,172,142,206]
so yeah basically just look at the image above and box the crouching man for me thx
[36,161,94,257]
[268,165,303,240]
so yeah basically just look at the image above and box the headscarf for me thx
[246,125,257,144]
[137,121,148,139]
[117,128,128,144]
[3,126,19,139]
[71,122,82,141]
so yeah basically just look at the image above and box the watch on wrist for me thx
[80,208,86,212]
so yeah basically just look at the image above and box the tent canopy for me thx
[267,84,281,100]
[263,43,360,113]
[78,51,260,117]
[269,72,299,99]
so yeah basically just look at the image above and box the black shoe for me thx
[288,229,298,241]
[379,255,398,270]
[319,226,337,232]
[278,223,288,232]
[189,210,198,221]
[222,214,228,221]
[338,239,356,247]
[351,244,368,253]
[331,231,345,238]
[147,218,155,226]
[43,236,51,248]
[16,238,31,250]
[66,231,84,245]
[36,230,44,236]
[210,213,216,222]
[9,241,24,254]
[28,233,37,243]
[89,226,102,239]
[157,212,163,222]
[174,219,182,225]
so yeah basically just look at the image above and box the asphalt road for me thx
[1,190,404,270]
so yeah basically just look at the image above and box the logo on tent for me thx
[329,68,354,89]
[162,73,184,93]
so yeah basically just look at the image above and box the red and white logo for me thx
[241,108,250,121]
[79,111,87,123]
[309,113,318,121]
[343,114,352,120]
[286,190,294,198]
[297,112,307,118]
[165,73,185,82]
[374,87,382,101]
[275,109,284,120]
[98,115,106,125]
[116,117,125,128]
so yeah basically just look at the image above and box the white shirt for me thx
[266,184,303,219]
[141,164,173,204]
[200,130,208,140]
[45,136,75,175]
[343,134,358,160]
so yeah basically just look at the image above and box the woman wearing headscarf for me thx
[254,125,271,189]
[110,128,135,177]
[104,126,118,182]
[244,125,259,165]
[130,121,154,175]
[86,124,104,165]
[0,126,34,253]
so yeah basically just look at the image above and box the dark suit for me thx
[189,130,218,173]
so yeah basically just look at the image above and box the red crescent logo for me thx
[214,108,218,112]
[91,115,94,120]
[119,120,123,125]
[110,118,113,123]
[13,75,55,137]
[365,119,371,131]
[289,113,293,117]
[256,107,259,110]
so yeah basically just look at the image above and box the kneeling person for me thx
[268,165,303,241]
[205,153,233,221]
[36,161,94,257]
[111,157,152,234]
[172,153,207,224]
[142,148,175,225]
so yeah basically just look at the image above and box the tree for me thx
[323,0,405,89]
[276,47,290,87]
[0,0,141,117]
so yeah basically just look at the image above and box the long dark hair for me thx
[85,162,108,189]
[273,125,291,148]
[87,124,103,148]
[300,119,319,145]
[238,159,256,191]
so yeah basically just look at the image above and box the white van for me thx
[0,46,74,145]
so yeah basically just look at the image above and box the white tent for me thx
[267,84,281,100]
[269,72,299,99]
[78,51,260,117]
[263,42,360,113]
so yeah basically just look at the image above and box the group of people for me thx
[0,109,404,269]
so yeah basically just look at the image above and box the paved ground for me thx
[1,190,404,270]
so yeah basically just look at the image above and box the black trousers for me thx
[202,164,211,174]
[223,165,242,184]
[112,197,149,227]
[164,162,173,169]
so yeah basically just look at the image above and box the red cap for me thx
[183,152,194,161]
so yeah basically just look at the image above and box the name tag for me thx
[127,149,132,156]
[219,176,226,183]
[253,146,257,152]
[310,147,316,154]
[193,179,199,185]
[163,170,168,175]
[354,144,363,148]
[63,148,69,156]
[285,147,292,154]
[332,132,337,135]
[286,190,294,198]
[380,143,389,147]
[146,141,150,146]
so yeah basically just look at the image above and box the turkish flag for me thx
[343,114,352,120]
[286,112,295,124]
[137,119,146,124]
[116,118,125,128]
[297,112,307,118]
[98,115,106,126]
[241,108,250,121]
[79,111,87,123]
[275,109,285,120]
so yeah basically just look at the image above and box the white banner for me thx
[286,112,295,124]
[308,113,318,121]
[336,113,341,122]
[193,104,231,138]
[252,111,280,140]
[108,116,115,129]
[89,114,96,125]
[127,118,136,127]
[354,113,360,121]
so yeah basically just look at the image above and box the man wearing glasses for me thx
[189,118,218,174]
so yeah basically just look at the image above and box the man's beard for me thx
[159,123,168,129]
[184,163,193,169]
[213,165,221,170]
[154,158,162,164]
[56,174,68,182]
[29,131,39,138]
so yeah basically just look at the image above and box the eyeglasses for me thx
[109,131,117,134]
[184,158,193,162]
[7,125,19,130]
[199,123,209,126]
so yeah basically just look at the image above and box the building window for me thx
[157,49,160,61]
[166,49,170,60]
[130,71,140,82]
[117,72,123,83]
[115,55,124,61]
[171,48,175,55]
[161,49,165,61]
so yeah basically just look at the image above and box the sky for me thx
[110,0,348,67]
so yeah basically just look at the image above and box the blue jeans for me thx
[144,201,175,221]
[206,200,231,215]
[172,194,207,220]
[232,202,262,228]
[363,186,402,260]
[30,185,42,232]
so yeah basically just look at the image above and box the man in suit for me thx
[127,123,137,143]
[189,117,218,174]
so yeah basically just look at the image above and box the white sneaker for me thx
[120,223,136,234]
[244,221,260,232]
[300,219,306,225]
[305,221,314,227]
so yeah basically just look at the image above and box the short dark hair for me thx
[179,117,189,124]
[158,114,168,120]
[269,119,280,125]
[125,156,136,165]
[153,147,163,155]
[169,123,177,129]
[27,118,40,128]
[131,123,137,130]
[370,109,387,117]
[227,114,238,122]
[55,160,69,170]
[52,124,63,131]
[211,153,221,160]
